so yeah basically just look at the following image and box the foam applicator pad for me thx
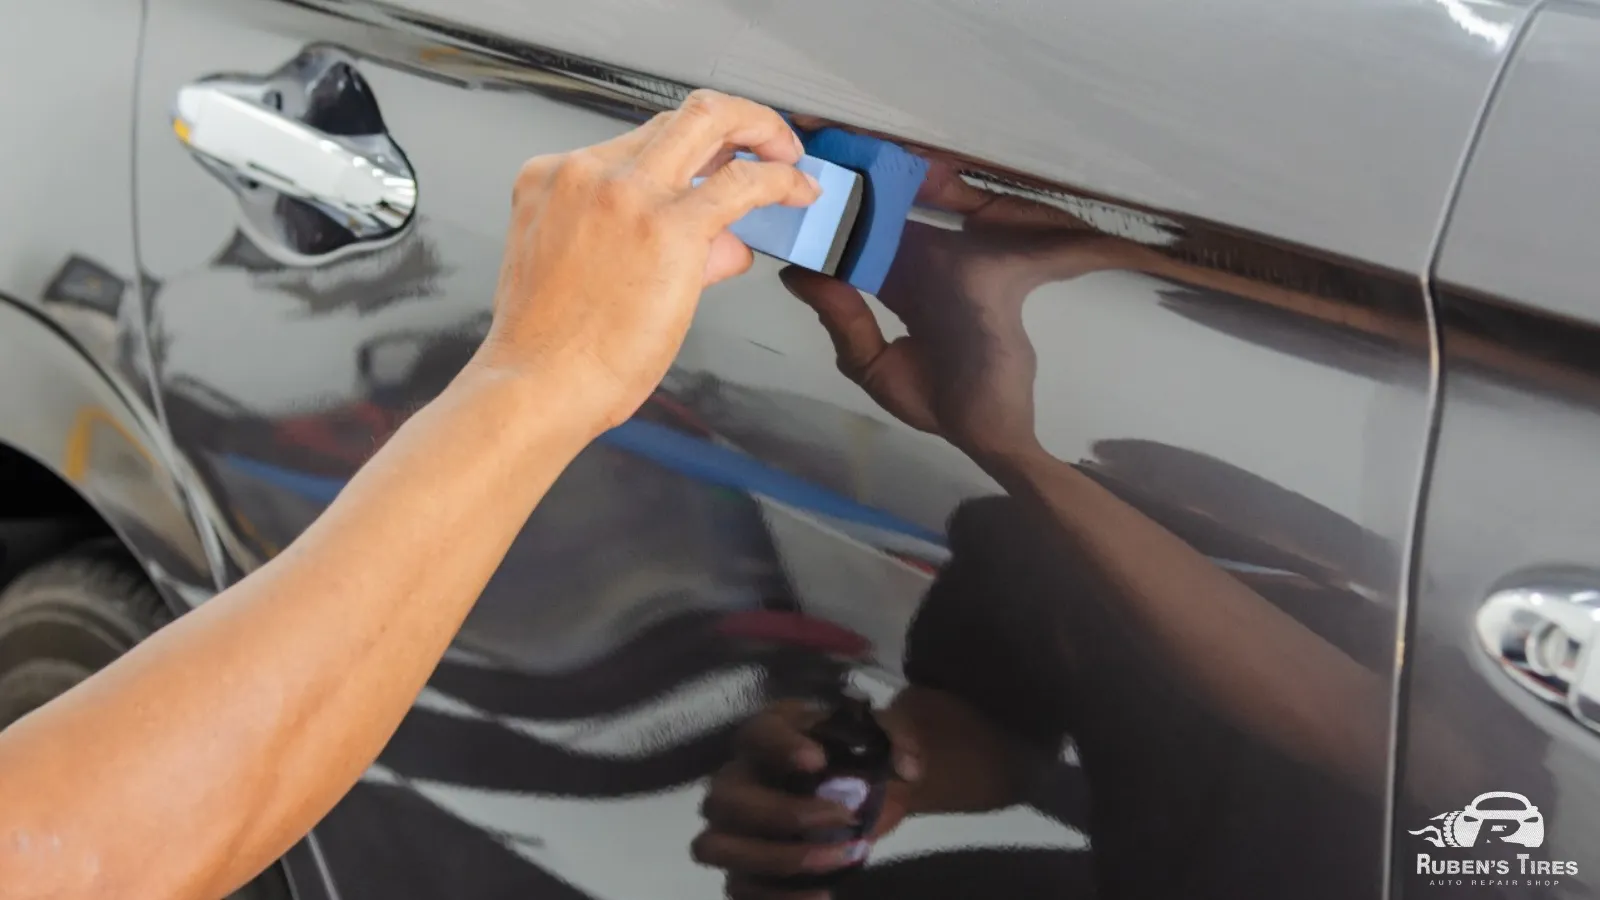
[800,127,931,295]
[696,153,864,277]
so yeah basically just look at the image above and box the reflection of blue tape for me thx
[222,454,344,504]
[220,419,944,545]
[598,419,943,544]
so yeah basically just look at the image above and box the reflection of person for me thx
[0,91,822,900]
[693,161,1454,898]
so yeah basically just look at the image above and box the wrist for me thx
[973,440,1056,488]
[451,351,617,453]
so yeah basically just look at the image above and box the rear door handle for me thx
[170,49,416,262]
[1477,584,1600,732]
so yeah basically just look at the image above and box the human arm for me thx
[0,90,820,900]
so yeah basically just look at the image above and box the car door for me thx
[1400,3,1600,895]
[132,0,1515,897]
[0,0,221,599]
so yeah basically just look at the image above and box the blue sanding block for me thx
[706,130,931,294]
[801,128,930,294]
[698,153,864,277]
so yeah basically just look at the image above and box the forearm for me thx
[0,362,601,899]
[991,450,1390,793]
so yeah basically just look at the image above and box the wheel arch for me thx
[0,295,220,611]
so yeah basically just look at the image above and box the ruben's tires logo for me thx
[1410,792,1577,886]
[1410,792,1544,848]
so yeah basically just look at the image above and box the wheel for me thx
[0,539,293,900]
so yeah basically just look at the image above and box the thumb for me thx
[704,230,756,285]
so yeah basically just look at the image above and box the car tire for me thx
[0,539,292,900]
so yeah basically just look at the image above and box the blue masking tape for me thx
[800,128,930,295]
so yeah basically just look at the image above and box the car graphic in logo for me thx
[1410,792,1545,848]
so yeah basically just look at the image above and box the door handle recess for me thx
[1477,585,1600,733]
[170,48,416,262]
[174,87,415,233]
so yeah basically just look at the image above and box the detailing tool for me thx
[707,128,934,295]
[696,153,863,279]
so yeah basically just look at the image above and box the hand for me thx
[474,90,822,433]
[692,699,923,900]
[779,162,1114,472]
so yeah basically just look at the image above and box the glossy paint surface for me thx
[0,0,144,359]
[1397,4,1600,895]
[0,302,215,599]
[125,0,1470,896]
[382,0,1527,272]
[1434,2,1600,328]
[0,0,220,604]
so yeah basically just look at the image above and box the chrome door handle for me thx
[1476,584,1600,732]
[170,49,416,263]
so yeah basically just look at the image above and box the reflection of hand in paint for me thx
[692,690,1032,898]
[784,146,1442,839]
[779,163,1114,473]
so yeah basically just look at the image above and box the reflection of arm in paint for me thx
[691,499,1070,899]
[779,174,1399,794]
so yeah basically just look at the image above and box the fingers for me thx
[682,158,821,234]
[696,145,740,180]
[702,763,856,838]
[643,90,803,183]
[778,267,889,380]
[735,701,830,775]
[693,699,917,900]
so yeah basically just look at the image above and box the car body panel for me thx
[1399,3,1600,894]
[125,1,1485,897]
[0,301,215,605]
[0,0,221,605]
[0,0,164,411]
[1434,0,1600,328]
[378,0,1528,272]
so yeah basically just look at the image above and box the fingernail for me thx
[792,129,805,156]
[803,172,822,195]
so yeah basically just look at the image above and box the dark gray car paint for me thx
[123,0,1473,896]
[0,0,226,604]
[1434,1,1600,328]
[0,299,215,600]
[5,0,1595,897]
[376,0,1529,272]
[1395,3,1600,896]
